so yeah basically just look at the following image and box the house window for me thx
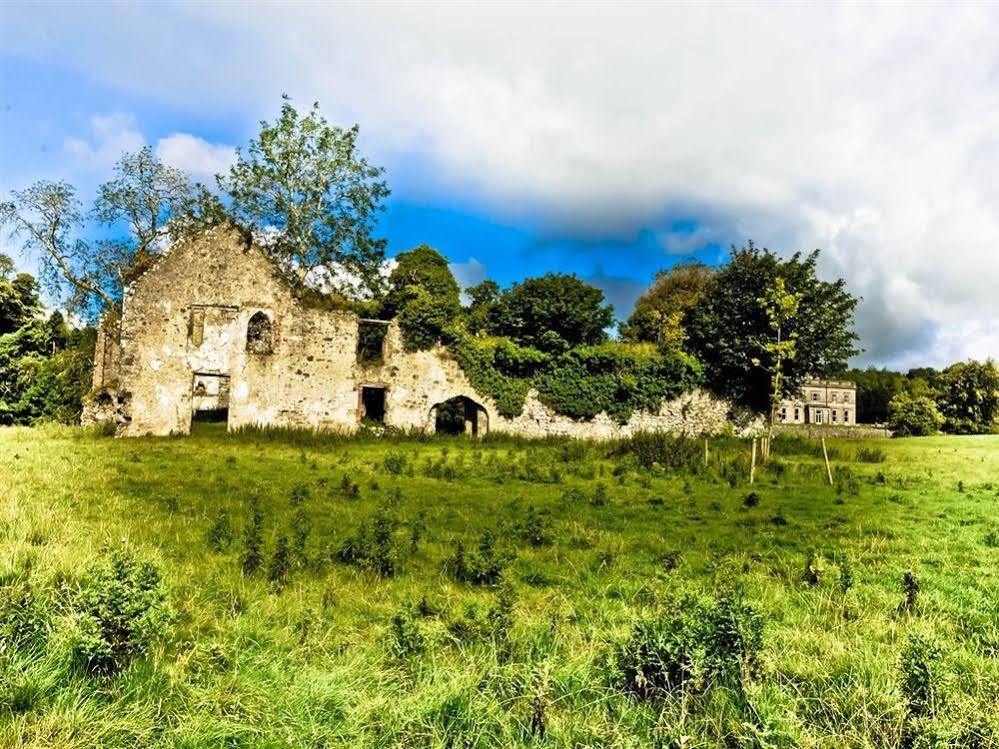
[246,311,273,354]
[832,392,838,403]
[815,410,824,424]
[794,408,800,421]
[844,410,850,424]
[811,392,819,401]
[780,407,787,421]
[832,410,838,423]
[844,393,851,403]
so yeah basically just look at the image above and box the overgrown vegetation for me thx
[2,425,998,747]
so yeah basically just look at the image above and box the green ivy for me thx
[445,332,703,423]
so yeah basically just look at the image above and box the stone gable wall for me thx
[100,227,734,439]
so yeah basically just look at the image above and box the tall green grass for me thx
[1,424,998,747]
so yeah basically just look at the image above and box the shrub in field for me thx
[837,556,854,594]
[742,492,760,508]
[615,591,763,699]
[291,508,311,565]
[289,483,310,507]
[71,547,172,676]
[383,451,408,475]
[520,506,552,547]
[448,531,510,586]
[888,393,944,437]
[338,501,402,577]
[389,608,426,659]
[900,633,947,721]
[207,509,234,552]
[268,536,292,590]
[899,570,920,614]
[241,500,265,576]
[339,473,361,499]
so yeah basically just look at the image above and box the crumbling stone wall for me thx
[97,226,734,438]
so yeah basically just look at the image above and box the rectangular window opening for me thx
[357,319,389,365]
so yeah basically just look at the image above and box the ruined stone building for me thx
[88,226,731,438]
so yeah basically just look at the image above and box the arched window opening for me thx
[246,311,273,354]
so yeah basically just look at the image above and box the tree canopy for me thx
[383,245,461,351]
[488,274,614,353]
[620,262,715,351]
[223,96,389,297]
[685,242,859,411]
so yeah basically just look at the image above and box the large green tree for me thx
[686,242,858,410]
[223,96,389,297]
[934,360,999,434]
[0,255,41,335]
[620,262,715,351]
[382,245,461,350]
[490,274,614,353]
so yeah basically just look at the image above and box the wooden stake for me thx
[704,438,709,467]
[750,437,758,485]
[821,437,833,485]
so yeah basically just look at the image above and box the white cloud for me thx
[155,134,235,182]
[64,113,145,169]
[7,4,999,366]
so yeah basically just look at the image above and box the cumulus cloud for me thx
[64,113,144,169]
[155,134,235,182]
[6,4,999,366]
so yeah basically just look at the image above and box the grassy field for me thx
[2,425,999,748]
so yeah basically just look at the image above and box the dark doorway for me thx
[432,396,487,436]
[360,386,387,424]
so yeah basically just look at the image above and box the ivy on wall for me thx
[445,332,704,423]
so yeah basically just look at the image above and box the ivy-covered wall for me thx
[446,333,703,424]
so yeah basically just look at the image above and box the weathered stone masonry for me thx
[88,227,732,438]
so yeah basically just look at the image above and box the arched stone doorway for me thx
[430,396,489,436]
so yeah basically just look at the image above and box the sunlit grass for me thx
[1,424,998,747]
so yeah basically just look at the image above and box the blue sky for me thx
[3,3,999,369]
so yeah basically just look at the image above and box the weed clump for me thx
[207,509,234,552]
[449,530,510,586]
[71,547,173,676]
[383,451,408,475]
[856,446,887,463]
[389,608,425,659]
[899,570,920,614]
[268,535,292,590]
[241,499,265,576]
[520,506,552,547]
[742,491,761,508]
[614,591,763,700]
[338,501,402,577]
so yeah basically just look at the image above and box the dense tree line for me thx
[0,256,94,424]
[847,361,999,435]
